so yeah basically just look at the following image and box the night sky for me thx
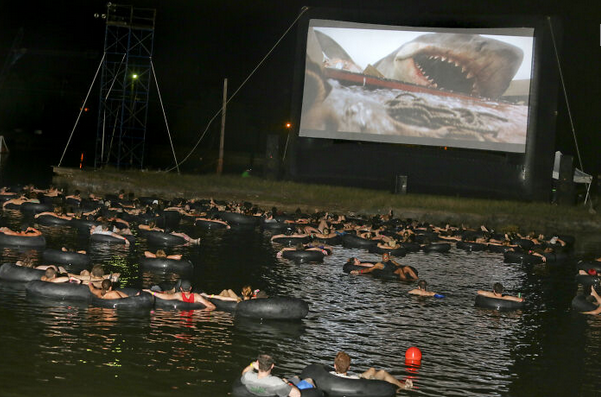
[0,0,599,176]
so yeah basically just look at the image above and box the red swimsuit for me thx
[181,292,194,303]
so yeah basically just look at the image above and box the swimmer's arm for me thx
[148,292,179,300]
[196,294,216,311]
[591,288,601,304]
[582,305,601,315]
[200,292,237,301]
[88,284,102,297]
[502,295,524,302]
[242,361,259,375]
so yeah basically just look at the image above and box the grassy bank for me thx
[53,168,600,235]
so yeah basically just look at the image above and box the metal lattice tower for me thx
[95,4,156,169]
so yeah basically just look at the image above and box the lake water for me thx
[0,152,599,397]
[0,204,599,397]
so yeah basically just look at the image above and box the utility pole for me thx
[217,78,227,175]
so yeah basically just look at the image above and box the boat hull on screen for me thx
[299,19,534,153]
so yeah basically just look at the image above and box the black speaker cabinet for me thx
[556,154,574,205]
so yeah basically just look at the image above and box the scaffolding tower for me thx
[94,3,156,169]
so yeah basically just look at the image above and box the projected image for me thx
[299,20,535,153]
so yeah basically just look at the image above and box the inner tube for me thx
[312,235,342,246]
[571,294,599,313]
[342,262,368,274]
[503,251,543,265]
[43,249,91,268]
[25,280,92,301]
[162,210,182,229]
[208,297,238,312]
[136,213,165,227]
[145,231,186,246]
[511,238,535,250]
[35,214,72,226]
[415,232,439,244]
[578,261,601,273]
[261,220,290,232]
[91,291,154,309]
[542,251,570,264]
[0,263,44,282]
[69,218,101,230]
[475,294,524,311]
[139,257,193,274]
[282,250,325,263]
[271,236,310,246]
[154,296,208,311]
[0,233,46,248]
[65,197,82,207]
[195,219,229,230]
[369,245,407,257]
[300,364,396,397]
[90,233,132,245]
[575,274,600,288]
[0,193,17,202]
[371,265,419,281]
[456,241,486,252]
[235,297,309,320]
[218,212,260,226]
[487,244,512,253]
[231,377,324,397]
[342,235,376,249]
[400,242,421,252]
[19,202,53,214]
[422,243,451,253]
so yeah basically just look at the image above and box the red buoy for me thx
[405,346,422,361]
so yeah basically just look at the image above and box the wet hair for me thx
[91,264,104,278]
[334,351,351,374]
[44,268,57,279]
[101,279,112,291]
[241,285,253,300]
[493,283,504,294]
[179,279,192,291]
[155,249,167,258]
[257,354,275,371]
[417,280,428,290]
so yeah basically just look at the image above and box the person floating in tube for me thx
[241,354,314,396]
[331,351,413,390]
[350,252,418,281]
[477,282,524,302]
[144,280,215,311]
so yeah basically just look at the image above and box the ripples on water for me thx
[0,211,599,397]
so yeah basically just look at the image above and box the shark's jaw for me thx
[390,34,524,99]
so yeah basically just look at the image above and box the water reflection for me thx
[0,209,598,396]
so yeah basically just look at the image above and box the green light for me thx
[132,74,138,79]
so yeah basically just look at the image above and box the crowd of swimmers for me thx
[1,184,598,314]
[1,184,600,396]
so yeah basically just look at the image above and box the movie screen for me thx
[299,19,534,153]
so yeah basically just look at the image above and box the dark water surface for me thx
[0,156,600,397]
[0,209,599,397]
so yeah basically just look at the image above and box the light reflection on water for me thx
[0,213,599,397]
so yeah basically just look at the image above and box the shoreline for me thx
[52,167,601,256]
